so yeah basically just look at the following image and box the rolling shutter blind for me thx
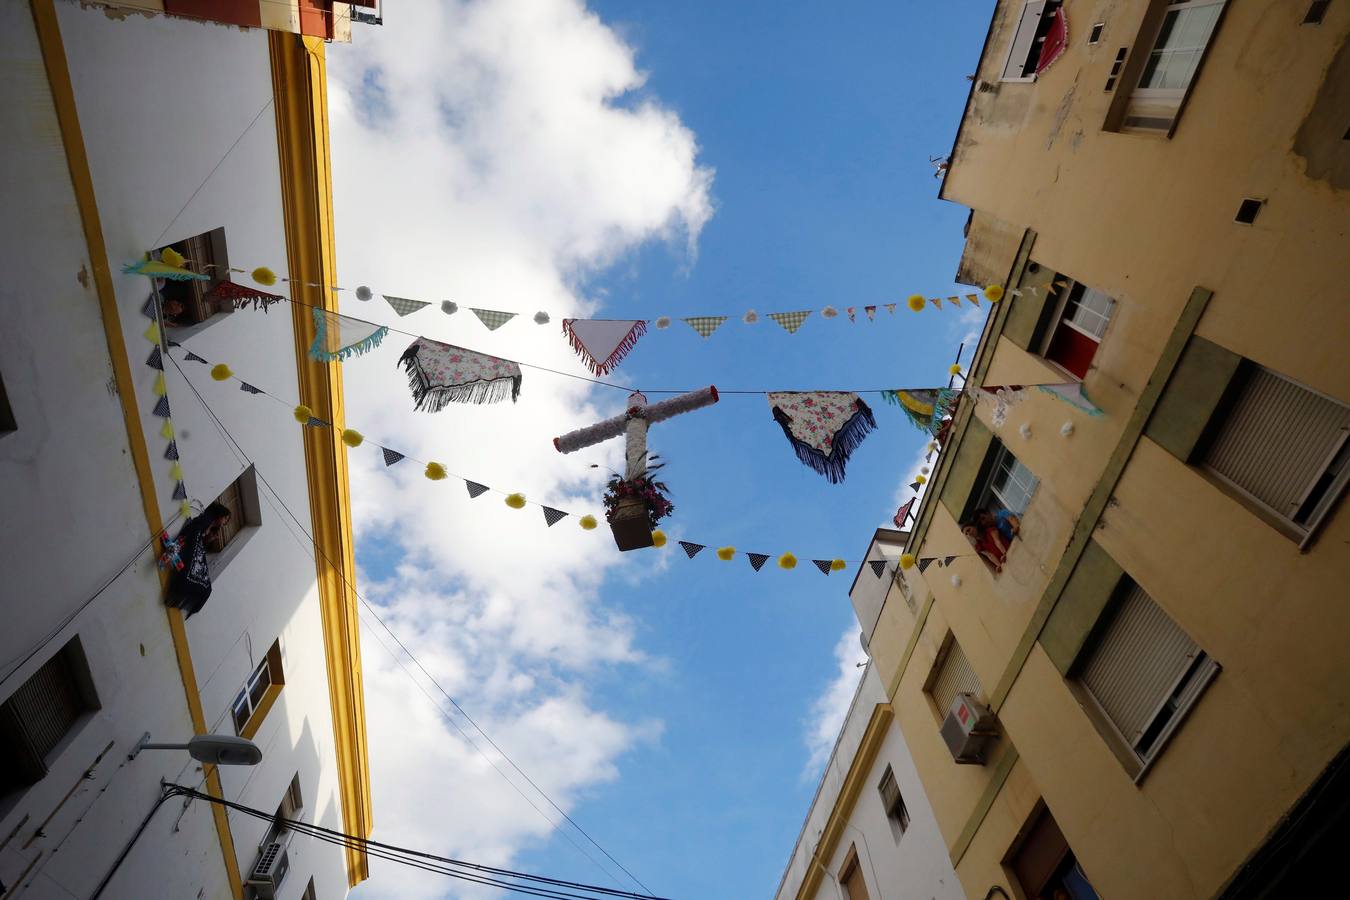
[1080,584,1197,746]
[1204,367,1350,521]
[931,638,982,716]
[1002,1,1046,79]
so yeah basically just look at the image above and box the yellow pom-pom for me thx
[778,552,797,570]
[717,546,735,561]
[916,474,927,485]
[505,492,526,509]
[830,558,847,571]
[928,441,937,451]
[293,404,312,423]
[579,514,598,530]
[143,322,161,344]
[180,500,192,519]
[170,462,183,481]
[153,373,167,396]
[651,530,667,548]
[252,267,278,286]
[341,429,364,448]
[160,420,175,440]
[210,364,232,382]
[907,293,926,312]
[159,247,186,268]
[984,284,1005,302]
[949,363,962,376]
[424,461,447,481]
[900,553,916,570]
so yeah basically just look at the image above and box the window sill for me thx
[208,524,259,580]
[164,310,232,344]
[238,684,284,741]
[1194,467,1315,550]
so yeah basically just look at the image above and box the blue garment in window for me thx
[995,509,1018,542]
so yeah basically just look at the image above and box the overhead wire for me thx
[169,357,656,896]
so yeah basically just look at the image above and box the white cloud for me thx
[802,626,867,777]
[328,2,712,897]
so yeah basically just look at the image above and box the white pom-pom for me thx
[655,316,671,329]
[821,305,839,319]
[441,300,458,314]
[743,310,758,324]
[951,574,962,588]
[1061,421,1075,437]
[355,285,373,302]
[533,311,550,325]
[921,466,929,475]
[1019,423,1032,439]
[992,409,1007,428]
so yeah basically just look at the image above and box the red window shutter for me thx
[1046,324,1099,380]
[165,0,262,28]
[300,0,334,39]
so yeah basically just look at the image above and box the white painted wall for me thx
[1,4,358,898]
[774,666,962,900]
[850,531,906,646]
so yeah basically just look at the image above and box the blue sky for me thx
[331,3,992,898]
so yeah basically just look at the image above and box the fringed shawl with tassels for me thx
[768,391,877,484]
[398,337,522,411]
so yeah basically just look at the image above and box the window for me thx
[1119,0,1226,131]
[0,367,15,435]
[1040,280,1116,380]
[1202,365,1350,545]
[231,641,284,739]
[877,766,910,839]
[1303,0,1332,25]
[261,772,304,848]
[1077,581,1218,773]
[1087,22,1105,44]
[1006,805,1100,900]
[926,634,982,720]
[1234,198,1264,224]
[838,846,871,900]
[302,879,318,900]
[205,466,261,565]
[154,227,233,331]
[0,639,99,794]
[1000,1,1065,82]
[983,444,1039,516]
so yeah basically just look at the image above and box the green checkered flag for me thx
[682,316,727,339]
[383,295,431,317]
[768,310,812,334]
[471,308,517,331]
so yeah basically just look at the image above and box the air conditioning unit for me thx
[940,693,999,765]
[245,842,290,899]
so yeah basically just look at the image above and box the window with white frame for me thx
[877,765,910,839]
[1121,0,1226,130]
[983,444,1039,516]
[1077,580,1218,773]
[1041,280,1116,380]
[999,0,1065,81]
[231,640,283,737]
[1202,365,1350,544]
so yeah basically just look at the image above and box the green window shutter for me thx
[1039,539,1125,676]
[1144,336,1242,463]
[1002,265,1060,351]
[941,416,995,523]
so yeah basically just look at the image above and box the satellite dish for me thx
[858,630,871,657]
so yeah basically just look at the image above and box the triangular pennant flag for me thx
[471,308,517,331]
[123,259,208,281]
[678,541,705,559]
[541,506,568,527]
[238,382,263,394]
[946,296,963,309]
[893,497,915,528]
[164,440,179,461]
[812,559,833,575]
[141,295,158,319]
[682,316,728,339]
[746,552,770,572]
[145,345,163,370]
[846,307,856,323]
[561,319,647,375]
[210,280,285,312]
[310,308,390,362]
[184,351,208,364]
[966,293,981,307]
[383,295,432,317]
[944,556,956,567]
[172,481,187,501]
[864,305,877,321]
[885,303,897,315]
[152,396,171,418]
[909,480,921,491]
[918,558,934,573]
[768,310,812,334]
[305,416,327,428]
[382,447,405,467]
[464,480,489,499]
[1036,382,1105,416]
[159,420,174,440]
[869,560,886,578]
[929,298,942,310]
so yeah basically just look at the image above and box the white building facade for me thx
[1,3,371,898]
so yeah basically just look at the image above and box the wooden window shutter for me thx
[930,637,982,716]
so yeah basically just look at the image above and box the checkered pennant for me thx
[541,506,568,527]
[812,559,833,575]
[172,481,187,501]
[944,556,956,567]
[768,310,812,334]
[868,560,886,578]
[471,308,517,331]
[383,295,431,317]
[184,351,209,364]
[909,480,921,492]
[918,558,935,573]
[381,447,405,467]
[140,296,158,319]
[678,541,705,559]
[746,552,770,572]
[239,382,264,394]
[464,480,489,499]
[305,417,327,428]
[145,345,163,370]
[164,440,179,461]
[682,316,727,339]
[152,396,171,418]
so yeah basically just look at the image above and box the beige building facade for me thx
[862,2,1350,898]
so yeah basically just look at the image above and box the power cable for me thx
[169,358,657,896]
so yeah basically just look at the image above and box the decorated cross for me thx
[554,386,720,478]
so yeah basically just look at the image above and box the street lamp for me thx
[129,731,262,766]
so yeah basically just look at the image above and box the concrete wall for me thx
[0,4,354,898]
[865,2,1350,898]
